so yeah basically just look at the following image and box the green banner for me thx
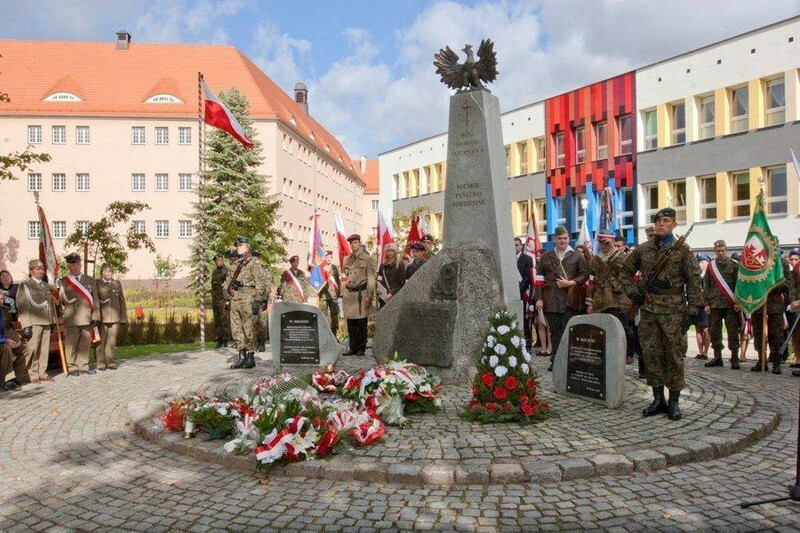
[734,192,784,316]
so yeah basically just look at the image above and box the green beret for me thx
[652,208,677,222]
[234,236,250,245]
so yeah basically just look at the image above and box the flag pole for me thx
[760,307,768,372]
[197,72,206,351]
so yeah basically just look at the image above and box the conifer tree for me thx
[190,87,286,294]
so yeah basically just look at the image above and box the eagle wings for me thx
[433,39,498,91]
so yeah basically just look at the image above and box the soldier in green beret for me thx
[225,237,269,369]
[703,240,741,369]
[211,253,231,349]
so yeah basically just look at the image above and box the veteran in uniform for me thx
[225,237,268,370]
[61,253,101,376]
[15,260,57,382]
[620,208,702,420]
[277,255,307,303]
[750,252,796,374]
[318,250,341,337]
[211,253,231,349]
[96,263,126,371]
[586,229,635,363]
[342,234,376,356]
[703,240,741,369]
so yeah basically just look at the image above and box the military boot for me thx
[230,349,246,369]
[642,386,668,417]
[705,349,723,367]
[667,390,682,420]
[242,352,256,369]
[751,354,766,372]
[730,350,740,370]
[772,356,782,375]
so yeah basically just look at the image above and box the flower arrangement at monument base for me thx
[461,307,553,424]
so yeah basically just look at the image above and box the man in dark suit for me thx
[515,237,533,350]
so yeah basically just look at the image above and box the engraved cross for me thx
[462,102,471,127]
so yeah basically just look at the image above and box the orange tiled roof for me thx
[352,158,379,194]
[0,39,359,181]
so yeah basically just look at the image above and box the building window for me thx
[76,126,90,144]
[670,103,685,145]
[698,95,715,140]
[765,165,787,215]
[730,87,749,133]
[644,184,659,221]
[28,173,42,192]
[179,173,192,191]
[178,127,192,145]
[75,221,90,236]
[52,125,66,144]
[619,188,634,239]
[155,173,169,191]
[618,115,632,155]
[731,171,750,217]
[155,220,169,238]
[155,127,169,145]
[76,173,90,191]
[765,77,785,126]
[643,110,657,150]
[535,137,546,171]
[179,220,192,238]
[28,221,41,239]
[555,132,565,168]
[132,220,146,235]
[554,197,567,228]
[534,200,547,234]
[574,127,585,164]
[699,175,716,220]
[519,142,528,174]
[132,127,146,145]
[371,200,379,210]
[52,173,66,192]
[132,173,146,191]
[28,125,42,144]
[595,122,608,160]
[505,146,511,176]
[52,221,66,239]
[668,179,687,222]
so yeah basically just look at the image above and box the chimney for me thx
[360,155,367,174]
[116,30,131,50]
[294,81,308,114]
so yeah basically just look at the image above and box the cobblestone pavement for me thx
[1,344,799,531]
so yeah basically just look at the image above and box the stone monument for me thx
[552,314,627,409]
[269,302,340,371]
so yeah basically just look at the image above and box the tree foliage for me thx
[190,87,286,290]
[65,201,155,275]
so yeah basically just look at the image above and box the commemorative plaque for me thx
[566,323,606,400]
[279,310,320,365]
[390,302,456,367]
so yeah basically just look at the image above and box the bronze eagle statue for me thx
[433,39,498,91]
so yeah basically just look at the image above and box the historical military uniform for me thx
[704,241,741,369]
[211,255,231,348]
[278,267,308,303]
[620,209,702,420]
[96,268,127,370]
[16,260,58,382]
[61,254,101,375]
[751,256,796,374]
[225,238,268,369]
[318,260,341,336]
[342,235,376,355]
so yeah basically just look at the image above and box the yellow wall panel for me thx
[715,88,729,137]
[716,171,732,221]
[657,180,669,208]
[749,167,763,213]
[657,103,669,148]
[748,78,764,130]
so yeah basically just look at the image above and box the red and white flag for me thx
[334,212,350,274]
[37,203,59,284]
[201,78,253,150]
[404,216,422,257]
[525,212,544,287]
[376,211,395,266]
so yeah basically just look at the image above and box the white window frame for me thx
[519,141,528,174]
[618,114,632,155]
[76,126,90,145]
[155,173,169,192]
[28,125,42,144]
[52,221,66,239]
[28,221,41,239]
[52,125,66,144]
[155,127,169,145]
[75,221,90,236]
[698,175,717,221]
[131,173,146,192]
[371,200,379,210]
[178,127,192,145]
[132,127,146,145]
[730,171,750,218]
[619,187,634,238]
[555,132,565,168]
[536,137,546,171]
[730,86,749,134]
[644,184,659,221]
[574,127,585,164]
[765,77,785,127]
[555,197,567,228]
[132,220,146,235]
[670,103,685,145]
[765,165,787,215]
[76,173,90,192]
[178,220,192,238]
[595,122,608,160]
[178,173,192,191]
[155,220,169,238]
[667,179,687,222]
[643,110,657,150]
[698,95,715,140]
[27,173,42,192]
[52,173,66,192]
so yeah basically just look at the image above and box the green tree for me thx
[190,87,285,291]
[64,201,155,276]
[390,204,438,256]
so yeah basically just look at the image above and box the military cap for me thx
[346,234,361,242]
[29,259,44,270]
[289,255,299,262]
[65,252,82,264]
[213,252,225,260]
[731,252,742,261]
[234,236,250,245]
[713,239,726,248]
[596,229,615,239]
[652,207,677,221]
[790,248,800,257]
[410,242,425,251]
[229,250,239,259]
[421,234,434,243]
[100,263,113,272]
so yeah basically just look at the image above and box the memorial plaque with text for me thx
[566,323,606,401]
[280,310,320,365]
[390,302,456,367]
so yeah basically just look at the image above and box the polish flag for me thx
[37,203,60,285]
[525,212,544,287]
[404,216,422,257]
[334,212,350,270]
[376,211,395,266]
[201,79,253,150]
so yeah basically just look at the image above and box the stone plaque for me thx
[566,323,606,401]
[279,310,320,365]
[390,302,456,367]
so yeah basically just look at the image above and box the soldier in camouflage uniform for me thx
[211,253,231,349]
[750,252,796,374]
[251,252,272,352]
[225,237,269,370]
[620,208,703,421]
[277,255,308,303]
[703,240,741,369]
[318,250,341,337]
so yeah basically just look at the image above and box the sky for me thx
[1,0,798,159]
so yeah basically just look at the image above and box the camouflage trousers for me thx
[211,296,231,343]
[639,310,686,391]
[319,296,339,336]
[709,307,740,354]
[230,297,256,351]
[751,312,784,363]
[255,308,269,345]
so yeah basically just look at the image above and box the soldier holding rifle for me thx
[224,236,268,370]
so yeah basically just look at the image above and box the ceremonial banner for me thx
[307,213,328,293]
[333,212,350,270]
[734,192,784,316]
[404,216,422,257]
[376,211,395,266]
[37,203,59,284]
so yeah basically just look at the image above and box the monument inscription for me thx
[391,302,456,367]
[280,310,320,365]
[566,323,606,401]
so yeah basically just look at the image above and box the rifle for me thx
[225,254,249,298]
[627,224,696,319]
